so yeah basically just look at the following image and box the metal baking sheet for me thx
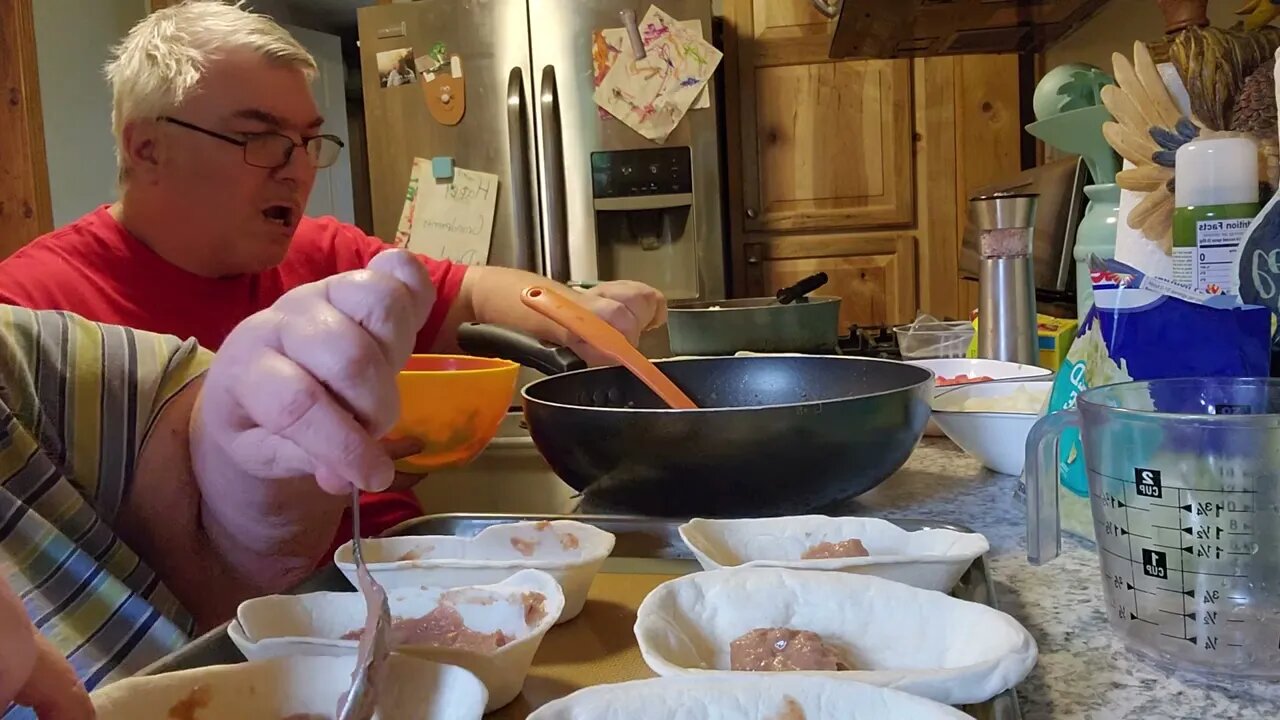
[137,514,1021,719]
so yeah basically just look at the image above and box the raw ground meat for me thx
[522,591,548,625]
[344,604,510,652]
[510,537,538,556]
[729,628,849,672]
[768,696,806,720]
[167,685,210,720]
[801,538,869,559]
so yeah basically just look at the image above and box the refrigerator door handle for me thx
[506,67,537,274]
[539,64,570,283]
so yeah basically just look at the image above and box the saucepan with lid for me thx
[665,272,841,356]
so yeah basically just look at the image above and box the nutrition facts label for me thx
[1173,218,1251,294]
[1172,247,1195,289]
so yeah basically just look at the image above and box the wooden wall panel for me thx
[952,53,1024,315]
[912,56,959,320]
[0,0,53,258]
[954,54,1024,238]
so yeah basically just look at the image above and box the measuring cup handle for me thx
[1024,408,1081,565]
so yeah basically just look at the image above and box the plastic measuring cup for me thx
[1025,378,1280,676]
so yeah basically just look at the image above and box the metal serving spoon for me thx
[336,485,391,720]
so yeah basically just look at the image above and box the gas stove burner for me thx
[838,324,902,361]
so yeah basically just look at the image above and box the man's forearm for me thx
[431,265,577,352]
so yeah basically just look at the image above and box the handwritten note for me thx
[1234,191,1280,313]
[407,167,499,266]
[593,5,722,142]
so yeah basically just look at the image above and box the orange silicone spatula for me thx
[521,285,698,410]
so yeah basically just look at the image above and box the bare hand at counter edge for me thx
[116,249,433,631]
[0,577,96,719]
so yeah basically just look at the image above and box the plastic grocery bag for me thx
[1039,257,1272,540]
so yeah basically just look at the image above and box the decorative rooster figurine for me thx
[1238,0,1280,29]
[1103,42,1212,251]
[1103,1,1280,253]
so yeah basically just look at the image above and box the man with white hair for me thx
[0,249,437,718]
[0,1,667,547]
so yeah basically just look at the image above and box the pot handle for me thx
[776,272,829,305]
[456,323,587,376]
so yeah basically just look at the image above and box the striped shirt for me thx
[0,306,209,718]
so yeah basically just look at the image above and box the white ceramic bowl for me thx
[678,515,989,592]
[334,520,613,623]
[634,567,1037,706]
[230,569,563,711]
[929,379,1052,476]
[906,358,1052,436]
[527,675,972,720]
[90,654,487,719]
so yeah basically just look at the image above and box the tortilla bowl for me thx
[230,569,563,711]
[89,653,486,719]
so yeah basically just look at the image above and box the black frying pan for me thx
[458,324,933,517]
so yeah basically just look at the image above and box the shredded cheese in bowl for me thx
[933,383,1050,414]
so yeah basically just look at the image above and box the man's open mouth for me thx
[262,204,296,227]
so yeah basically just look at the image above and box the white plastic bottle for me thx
[1172,136,1260,295]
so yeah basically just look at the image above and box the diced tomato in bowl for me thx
[902,358,1053,437]
[936,374,995,388]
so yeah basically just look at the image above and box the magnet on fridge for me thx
[422,52,465,125]
[431,156,455,180]
[620,8,645,60]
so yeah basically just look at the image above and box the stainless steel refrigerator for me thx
[357,0,725,302]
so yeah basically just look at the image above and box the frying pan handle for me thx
[456,323,587,376]
[776,272,829,305]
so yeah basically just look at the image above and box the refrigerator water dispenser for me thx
[591,147,700,301]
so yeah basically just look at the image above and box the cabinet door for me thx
[745,234,917,329]
[735,1,913,233]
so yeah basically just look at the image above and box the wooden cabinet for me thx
[745,234,916,329]
[748,61,913,232]
[735,0,913,232]
[723,0,1025,326]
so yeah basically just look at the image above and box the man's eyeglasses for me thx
[159,116,345,170]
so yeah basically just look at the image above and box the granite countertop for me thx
[843,439,1280,720]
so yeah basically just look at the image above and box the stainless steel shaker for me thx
[970,193,1038,364]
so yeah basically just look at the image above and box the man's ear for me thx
[120,119,163,183]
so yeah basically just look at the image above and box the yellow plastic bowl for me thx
[390,354,520,473]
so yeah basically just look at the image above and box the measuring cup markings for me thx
[1087,464,1267,655]
[1026,379,1280,673]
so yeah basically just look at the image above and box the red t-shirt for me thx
[0,206,469,549]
